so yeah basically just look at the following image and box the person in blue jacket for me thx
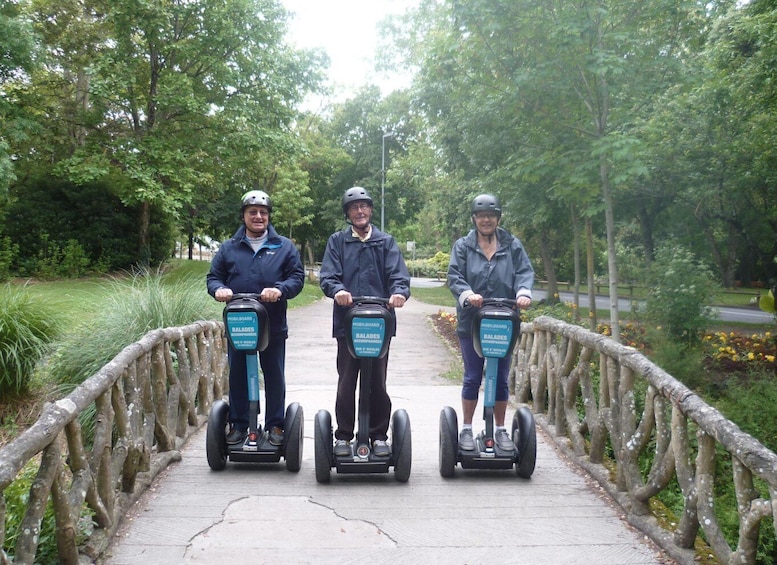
[447,193,534,452]
[207,190,304,446]
[319,187,411,458]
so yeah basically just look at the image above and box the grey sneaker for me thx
[495,428,514,451]
[269,426,284,446]
[334,439,351,457]
[372,439,391,457]
[226,426,247,445]
[459,428,476,451]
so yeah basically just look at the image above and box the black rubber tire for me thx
[206,400,229,471]
[439,406,458,478]
[391,409,412,483]
[283,403,304,472]
[513,407,537,479]
[314,410,333,484]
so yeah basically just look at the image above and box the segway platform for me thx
[439,298,537,479]
[314,297,412,483]
[206,294,304,472]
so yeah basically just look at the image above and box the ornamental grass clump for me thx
[46,268,219,392]
[0,283,61,400]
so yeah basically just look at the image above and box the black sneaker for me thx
[495,428,514,451]
[269,427,284,446]
[226,426,247,445]
[459,428,476,451]
[372,439,390,457]
[334,439,351,457]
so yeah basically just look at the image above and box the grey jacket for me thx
[447,227,534,336]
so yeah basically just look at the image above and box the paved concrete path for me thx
[102,297,673,565]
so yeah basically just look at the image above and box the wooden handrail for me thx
[513,315,777,564]
[0,321,228,564]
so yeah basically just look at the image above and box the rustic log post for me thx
[14,438,60,563]
[695,431,729,560]
[150,343,174,451]
[51,435,79,565]
[671,407,699,549]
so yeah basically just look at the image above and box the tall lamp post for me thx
[381,131,394,232]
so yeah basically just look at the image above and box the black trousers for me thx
[334,337,391,442]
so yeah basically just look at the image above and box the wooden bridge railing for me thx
[513,315,777,565]
[0,321,228,565]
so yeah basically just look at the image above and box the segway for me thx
[439,298,536,478]
[314,296,411,483]
[206,293,304,472]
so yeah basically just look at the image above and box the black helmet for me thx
[241,190,272,213]
[471,193,501,218]
[341,186,373,214]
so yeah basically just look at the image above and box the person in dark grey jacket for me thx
[206,190,304,446]
[447,193,534,452]
[319,187,411,458]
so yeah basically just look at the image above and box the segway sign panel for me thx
[351,318,386,358]
[478,319,514,359]
[225,311,260,351]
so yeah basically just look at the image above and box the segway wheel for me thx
[438,406,458,478]
[512,407,537,479]
[206,399,230,471]
[283,403,304,472]
[391,409,412,483]
[314,410,333,483]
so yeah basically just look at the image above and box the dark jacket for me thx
[319,224,411,338]
[206,224,304,338]
[448,227,534,337]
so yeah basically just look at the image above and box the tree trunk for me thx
[139,201,151,267]
[539,227,559,303]
[571,205,581,321]
[601,156,620,342]
[586,217,597,330]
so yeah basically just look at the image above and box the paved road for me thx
[413,278,773,324]
[102,296,673,565]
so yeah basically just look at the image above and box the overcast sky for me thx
[282,0,417,109]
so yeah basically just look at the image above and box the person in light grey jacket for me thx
[447,193,534,452]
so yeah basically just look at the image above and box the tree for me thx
[399,0,726,340]
[15,0,324,265]
[0,0,37,195]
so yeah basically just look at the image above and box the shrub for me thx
[31,236,91,280]
[0,284,61,400]
[642,246,719,345]
[0,236,18,282]
[3,176,176,274]
[3,460,94,563]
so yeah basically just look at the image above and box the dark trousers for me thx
[335,337,391,442]
[227,334,286,431]
[459,335,511,402]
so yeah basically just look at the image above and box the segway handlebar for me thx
[228,292,261,302]
[482,297,518,308]
[350,296,390,306]
[465,297,519,309]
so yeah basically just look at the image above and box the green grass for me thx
[409,285,456,307]
[18,260,324,326]
[536,280,768,308]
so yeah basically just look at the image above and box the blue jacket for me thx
[320,224,411,338]
[448,227,534,337]
[206,224,304,338]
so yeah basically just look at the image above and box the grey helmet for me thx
[241,190,272,213]
[341,186,373,214]
[471,193,502,218]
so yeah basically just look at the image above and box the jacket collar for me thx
[233,223,281,244]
